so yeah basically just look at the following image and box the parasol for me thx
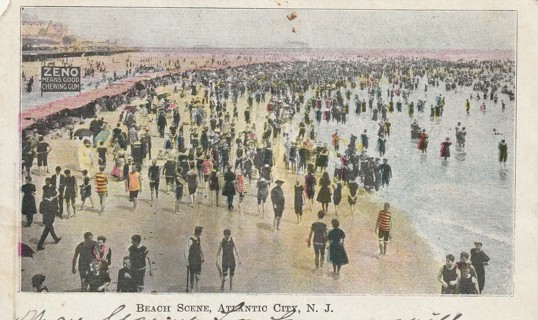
[94,130,111,145]
[74,128,94,138]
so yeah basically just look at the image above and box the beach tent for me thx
[21,77,145,129]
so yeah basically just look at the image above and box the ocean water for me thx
[316,78,514,295]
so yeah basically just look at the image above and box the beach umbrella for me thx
[19,242,35,258]
[74,128,94,139]
[94,130,111,145]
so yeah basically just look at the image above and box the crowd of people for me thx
[438,242,490,294]
[22,54,510,293]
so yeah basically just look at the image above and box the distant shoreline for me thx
[22,48,140,62]
[22,47,515,62]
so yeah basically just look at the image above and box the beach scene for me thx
[19,8,515,295]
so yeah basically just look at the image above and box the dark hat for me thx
[474,241,483,246]
[275,179,285,185]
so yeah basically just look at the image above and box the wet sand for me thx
[20,68,440,294]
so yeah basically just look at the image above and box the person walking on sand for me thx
[117,257,137,292]
[216,229,240,292]
[185,226,204,292]
[256,177,269,217]
[163,156,177,194]
[95,166,108,213]
[347,179,359,215]
[72,232,97,292]
[438,254,460,294]
[127,165,142,210]
[374,202,392,255]
[128,234,153,292]
[21,175,37,227]
[235,169,246,212]
[86,261,111,292]
[209,168,220,206]
[294,179,305,223]
[50,166,65,218]
[79,170,94,210]
[37,177,62,251]
[148,159,161,204]
[36,135,52,174]
[332,181,342,216]
[440,137,452,160]
[470,241,490,294]
[92,234,112,268]
[498,139,508,168]
[304,169,316,210]
[327,218,348,279]
[271,179,285,231]
[63,169,77,218]
[417,129,428,153]
[186,165,198,206]
[379,158,392,190]
[222,166,237,210]
[174,169,185,213]
[458,266,479,294]
[316,172,332,212]
[78,139,95,177]
[307,210,327,271]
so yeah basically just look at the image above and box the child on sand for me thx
[117,257,137,292]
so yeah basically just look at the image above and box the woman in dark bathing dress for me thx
[21,175,37,227]
[327,218,348,279]
[316,172,332,212]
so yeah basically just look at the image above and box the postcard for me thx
[1,0,537,319]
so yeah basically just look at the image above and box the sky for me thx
[22,7,516,50]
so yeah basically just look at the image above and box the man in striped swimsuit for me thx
[95,166,108,213]
[374,202,392,255]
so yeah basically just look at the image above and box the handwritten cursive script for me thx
[18,305,159,320]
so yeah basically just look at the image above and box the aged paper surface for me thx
[1,0,537,319]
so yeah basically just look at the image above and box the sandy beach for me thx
[20,71,441,294]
